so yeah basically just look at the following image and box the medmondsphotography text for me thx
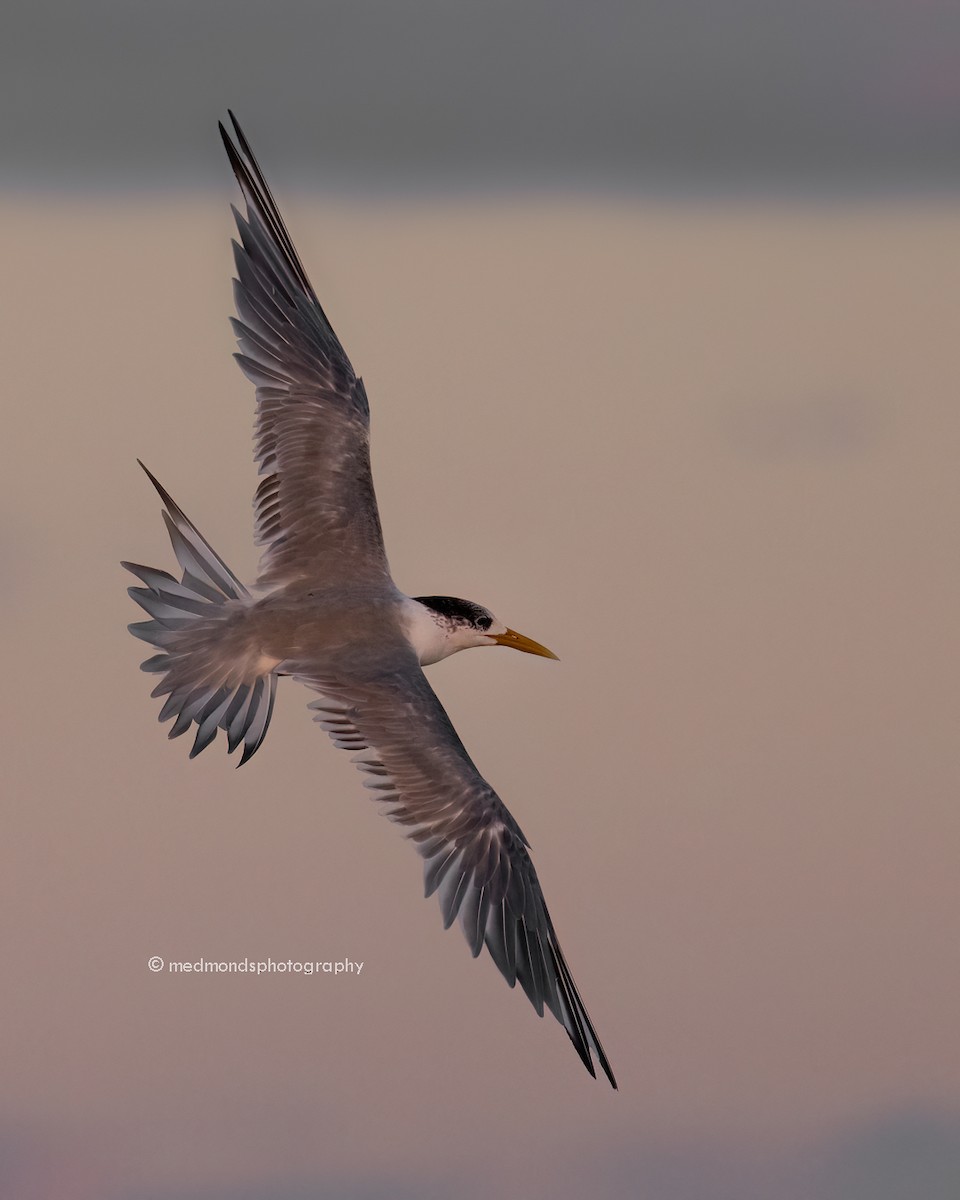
[148,956,364,976]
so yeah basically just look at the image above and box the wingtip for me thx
[229,111,254,158]
[569,1031,619,1089]
[219,118,246,183]
[592,1041,618,1089]
[596,1044,618,1089]
[220,110,244,141]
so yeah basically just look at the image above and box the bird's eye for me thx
[476,616,492,631]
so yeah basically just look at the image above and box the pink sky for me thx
[3,195,959,1198]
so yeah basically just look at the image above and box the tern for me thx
[124,113,616,1087]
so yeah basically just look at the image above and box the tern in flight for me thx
[124,113,616,1087]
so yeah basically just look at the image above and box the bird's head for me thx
[408,596,559,666]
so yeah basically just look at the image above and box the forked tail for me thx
[123,462,277,765]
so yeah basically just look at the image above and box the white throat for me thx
[400,596,497,666]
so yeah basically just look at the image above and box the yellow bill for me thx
[492,628,559,660]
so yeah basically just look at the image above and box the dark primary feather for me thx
[297,647,617,1088]
[220,113,390,588]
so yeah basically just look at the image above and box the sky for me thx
[4,0,960,192]
[3,4,960,1199]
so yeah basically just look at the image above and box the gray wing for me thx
[221,113,390,588]
[296,650,617,1087]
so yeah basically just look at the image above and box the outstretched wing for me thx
[296,649,617,1087]
[221,113,390,588]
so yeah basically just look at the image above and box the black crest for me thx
[414,596,493,631]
